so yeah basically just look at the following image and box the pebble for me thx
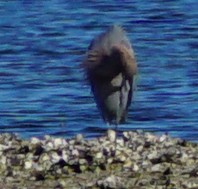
[132,163,139,172]
[0,156,6,164]
[24,161,32,169]
[45,141,54,150]
[116,138,124,147]
[159,134,168,142]
[75,134,84,143]
[71,149,79,157]
[31,137,40,144]
[50,152,61,163]
[53,138,63,149]
[95,152,103,159]
[0,130,197,189]
[107,129,116,143]
[40,153,50,162]
[123,159,132,169]
[151,164,164,173]
[62,151,69,162]
[97,175,123,189]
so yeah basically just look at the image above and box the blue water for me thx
[0,1,197,141]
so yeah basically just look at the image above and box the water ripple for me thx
[0,1,197,142]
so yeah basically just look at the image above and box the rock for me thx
[107,130,116,143]
[44,135,51,140]
[0,144,9,151]
[62,150,69,162]
[117,154,127,162]
[132,163,139,172]
[50,152,61,164]
[75,134,84,144]
[79,158,87,165]
[53,138,64,149]
[151,164,164,173]
[107,157,113,164]
[30,137,40,144]
[141,160,151,169]
[123,131,130,141]
[97,175,124,189]
[40,153,50,162]
[0,131,197,189]
[71,149,79,157]
[147,151,158,161]
[24,161,32,169]
[95,152,103,159]
[145,132,157,142]
[159,134,168,142]
[116,138,124,147]
[0,156,6,164]
[45,141,54,151]
[123,159,132,169]
[34,144,44,156]
[136,145,143,152]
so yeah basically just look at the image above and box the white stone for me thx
[123,132,130,139]
[31,137,40,144]
[69,140,75,145]
[180,152,189,162]
[145,133,157,142]
[107,158,113,164]
[123,159,132,168]
[159,134,168,142]
[137,145,143,152]
[142,160,150,168]
[40,153,50,162]
[62,151,68,162]
[53,138,63,148]
[95,152,103,159]
[75,134,84,142]
[50,152,61,163]
[116,138,124,147]
[25,161,32,169]
[115,150,121,156]
[44,135,51,140]
[26,153,33,160]
[132,152,141,160]
[97,175,122,189]
[151,164,163,172]
[147,151,158,160]
[79,159,87,165]
[107,130,116,143]
[132,163,139,171]
[102,141,111,147]
[1,156,6,164]
[0,144,8,151]
[46,141,54,150]
[71,149,79,157]
[118,155,127,162]
[33,162,43,171]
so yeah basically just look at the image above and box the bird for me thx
[83,25,137,126]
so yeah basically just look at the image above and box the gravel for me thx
[0,130,197,189]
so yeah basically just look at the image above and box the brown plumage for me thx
[83,25,137,125]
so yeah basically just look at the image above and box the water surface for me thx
[0,1,197,141]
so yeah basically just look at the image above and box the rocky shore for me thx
[0,130,197,189]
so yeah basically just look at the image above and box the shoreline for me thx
[0,130,197,189]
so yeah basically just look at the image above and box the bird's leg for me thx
[114,123,118,152]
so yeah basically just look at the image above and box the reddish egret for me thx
[83,25,137,126]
